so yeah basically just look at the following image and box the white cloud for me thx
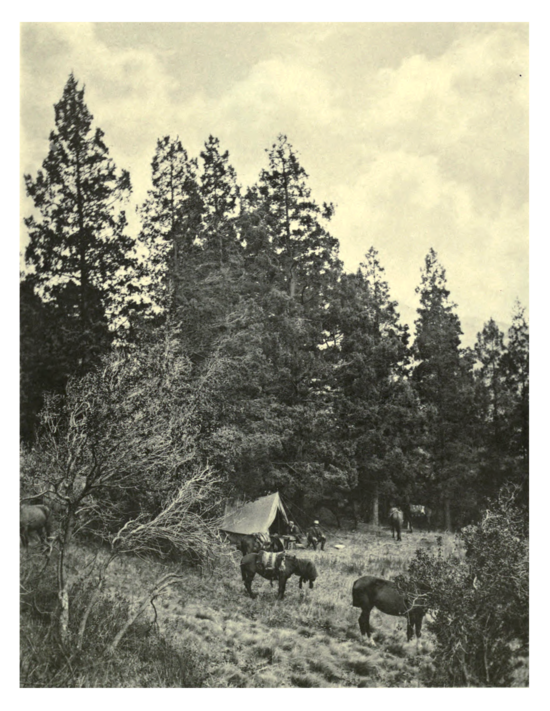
[20,23,528,344]
[360,26,528,210]
[332,148,528,336]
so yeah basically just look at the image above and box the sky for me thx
[20,22,529,346]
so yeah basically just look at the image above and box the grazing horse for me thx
[285,556,318,592]
[404,504,433,533]
[388,507,403,542]
[352,575,425,646]
[20,504,52,548]
[240,553,319,599]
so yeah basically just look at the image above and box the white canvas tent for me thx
[220,492,289,544]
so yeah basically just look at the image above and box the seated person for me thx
[288,520,302,545]
[307,520,326,551]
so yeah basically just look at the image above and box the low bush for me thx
[396,487,528,687]
[20,576,216,687]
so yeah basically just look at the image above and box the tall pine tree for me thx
[139,135,203,315]
[412,249,477,529]
[246,134,340,302]
[22,74,139,439]
[199,135,241,266]
[501,301,529,479]
[327,248,415,524]
[24,74,136,353]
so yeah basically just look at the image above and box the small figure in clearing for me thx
[307,520,326,551]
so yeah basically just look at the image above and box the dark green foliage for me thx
[472,313,528,502]
[397,487,528,687]
[21,103,528,528]
[324,248,415,522]
[139,135,203,316]
[245,134,340,301]
[474,318,508,449]
[20,277,65,442]
[21,74,142,440]
[412,249,479,529]
[24,74,137,343]
[501,301,529,472]
[199,135,242,266]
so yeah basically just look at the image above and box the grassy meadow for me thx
[21,524,468,688]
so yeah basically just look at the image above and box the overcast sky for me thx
[20,22,528,346]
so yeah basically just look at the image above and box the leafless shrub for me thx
[20,335,225,652]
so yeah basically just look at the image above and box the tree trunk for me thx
[350,499,358,530]
[107,574,181,654]
[57,507,75,645]
[444,497,452,531]
[372,484,379,526]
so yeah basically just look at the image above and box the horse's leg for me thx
[241,569,257,598]
[299,576,303,589]
[358,607,375,645]
[309,579,314,589]
[406,615,414,642]
[20,527,28,548]
[278,574,289,600]
[37,525,46,546]
[414,611,424,645]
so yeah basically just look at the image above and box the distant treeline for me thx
[21,74,528,530]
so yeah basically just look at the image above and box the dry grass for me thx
[22,524,454,687]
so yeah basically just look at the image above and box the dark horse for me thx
[352,575,425,646]
[388,507,403,542]
[20,504,52,548]
[238,532,285,556]
[240,552,318,599]
[403,504,433,533]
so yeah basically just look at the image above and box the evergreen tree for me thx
[327,248,416,523]
[139,136,203,314]
[24,73,136,366]
[474,318,507,447]
[246,134,340,302]
[501,301,529,476]
[412,249,478,529]
[199,135,241,266]
[472,318,517,500]
[20,276,61,442]
[228,137,343,510]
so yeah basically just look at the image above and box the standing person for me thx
[307,520,326,551]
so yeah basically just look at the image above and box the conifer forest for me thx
[21,74,528,527]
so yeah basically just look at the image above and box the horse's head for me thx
[307,561,318,582]
[275,551,287,573]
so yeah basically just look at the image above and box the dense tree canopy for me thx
[21,74,141,440]
[21,74,528,531]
